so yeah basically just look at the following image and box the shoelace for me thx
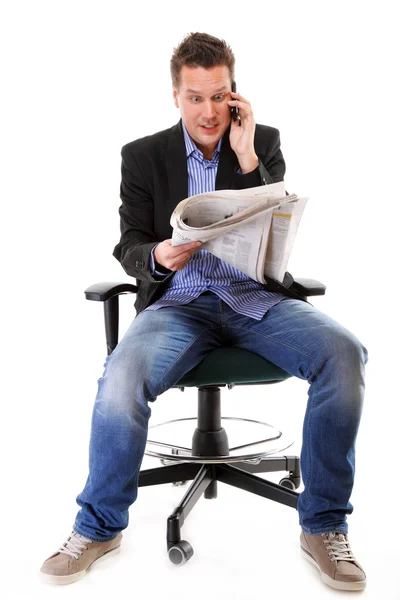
[323,532,356,563]
[58,532,93,560]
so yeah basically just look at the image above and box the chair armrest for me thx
[84,281,138,356]
[263,272,326,300]
[291,278,326,297]
[84,281,138,301]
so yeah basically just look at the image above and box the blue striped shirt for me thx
[144,120,285,320]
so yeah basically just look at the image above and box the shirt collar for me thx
[181,119,223,162]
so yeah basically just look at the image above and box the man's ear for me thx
[173,87,179,108]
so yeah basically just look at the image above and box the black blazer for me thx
[113,119,298,315]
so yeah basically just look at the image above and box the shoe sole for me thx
[40,545,121,585]
[301,546,366,591]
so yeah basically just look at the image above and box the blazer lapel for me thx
[215,123,240,190]
[166,120,189,214]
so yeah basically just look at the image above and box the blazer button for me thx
[262,177,267,185]
[135,260,145,268]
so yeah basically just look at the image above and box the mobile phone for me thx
[230,81,240,123]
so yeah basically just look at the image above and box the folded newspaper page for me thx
[170,181,308,283]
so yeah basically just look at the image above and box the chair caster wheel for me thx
[168,540,194,565]
[279,477,299,490]
[172,480,188,486]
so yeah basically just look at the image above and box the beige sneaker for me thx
[300,531,366,591]
[40,531,123,584]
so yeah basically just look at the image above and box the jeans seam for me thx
[225,325,317,362]
[159,324,222,392]
[304,386,314,494]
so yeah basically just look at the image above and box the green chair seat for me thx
[174,347,292,387]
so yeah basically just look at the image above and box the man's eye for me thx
[190,95,224,102]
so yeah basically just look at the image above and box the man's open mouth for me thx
[201,125,218,131]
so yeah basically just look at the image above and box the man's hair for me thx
[170,32,235,90]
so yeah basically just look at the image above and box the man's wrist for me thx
[237,152,259,174]
[150,243,172,277]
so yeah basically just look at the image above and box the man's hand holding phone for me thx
[154,239,202,272]
[228,84,258,174]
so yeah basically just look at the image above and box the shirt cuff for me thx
[150,243,172,277]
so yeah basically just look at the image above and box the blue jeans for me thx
[73,293,368,541]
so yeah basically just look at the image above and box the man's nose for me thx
[203,100,217,119]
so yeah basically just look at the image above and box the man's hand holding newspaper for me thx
[170,181,308,283]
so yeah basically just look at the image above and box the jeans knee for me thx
[342,332,368,368]
[94,350,157,420]
[316,327,368,380]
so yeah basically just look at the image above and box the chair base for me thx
[138,385,301,564]
[138,458,300,564]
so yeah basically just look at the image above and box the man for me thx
[40,32,368,591]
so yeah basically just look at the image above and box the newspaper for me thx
[170,181,308,283]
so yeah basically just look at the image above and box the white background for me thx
[1,1,399,599]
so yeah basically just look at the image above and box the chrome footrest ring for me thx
[145,416,293,464]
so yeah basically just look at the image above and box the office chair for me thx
[85,276,326,565]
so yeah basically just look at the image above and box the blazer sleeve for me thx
[232,128,286,189]
[112,146,174,284]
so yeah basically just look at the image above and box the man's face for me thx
[173,65,232,159]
